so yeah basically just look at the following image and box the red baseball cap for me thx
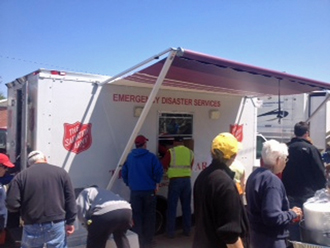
[0,153,15,168]
[135,135,149,146]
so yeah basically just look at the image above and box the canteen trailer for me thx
[6,48,330,245]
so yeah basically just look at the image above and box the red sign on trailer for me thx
[63,122,92,154]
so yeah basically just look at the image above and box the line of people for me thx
[122,122,326,248]
[0,120,326,248]
[0,134,193,248]
[194,121,325,248]
[1,151,134,248]
[122,135,194,247]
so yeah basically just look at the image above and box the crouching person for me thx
[76,186,133,248]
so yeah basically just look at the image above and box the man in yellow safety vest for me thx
[162,136,194,239]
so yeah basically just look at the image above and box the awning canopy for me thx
[105,47,330,190]
[121,48,330,96]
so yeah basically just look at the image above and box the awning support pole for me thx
[106,49,179,190]
[277,79,282,124]
[306,91,330,123]
[98,48,175,86]
[235,96,247,124]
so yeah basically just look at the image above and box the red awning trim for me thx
[121,48,330,96]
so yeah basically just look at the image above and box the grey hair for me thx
[27,150,45,166]
[261,140,288,169]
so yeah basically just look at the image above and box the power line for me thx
[0,54,109,76]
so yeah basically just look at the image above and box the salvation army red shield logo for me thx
[63,122,92,154]
[230,124,243,142]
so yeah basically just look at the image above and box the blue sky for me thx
[1,0,329,96]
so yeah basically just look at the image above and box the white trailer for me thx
[6,47,330,246]
[257,91,330,151]
[6,68,258,228]
[257,93,309,143]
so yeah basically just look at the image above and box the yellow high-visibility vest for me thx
[167,146,193,179]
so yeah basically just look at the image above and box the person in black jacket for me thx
[282,121,326,242]
[6,150,77,248]
[193,132,250,248]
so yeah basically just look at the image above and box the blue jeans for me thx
[21,221,67,248]
[130,190,156,247]
[166,177,191,237]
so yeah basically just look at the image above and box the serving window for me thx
[158,113,194,158]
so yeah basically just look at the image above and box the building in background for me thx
[0,99,7,153]
[0,99,7,128]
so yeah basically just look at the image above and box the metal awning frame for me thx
[306,91,330,123]
[101,47,330,190]
[105,48,180,189]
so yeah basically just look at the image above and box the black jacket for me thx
[193,159,250,248]
[282,138,326,201]
[6,163,77,225]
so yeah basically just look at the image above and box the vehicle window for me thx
[256,135,266,159]
[0,130,6,149]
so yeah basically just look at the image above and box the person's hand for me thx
[155,184,159,194]
[66,225,75,236]
[227,237,244,248]
[291,207,303,223]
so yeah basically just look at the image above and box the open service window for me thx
[157,112,194,159]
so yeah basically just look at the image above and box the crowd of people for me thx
[0,121,327,248]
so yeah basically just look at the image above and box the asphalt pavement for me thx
[0,226,194,248]
[154,228,194,248]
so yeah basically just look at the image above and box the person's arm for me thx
[261,184,296,226]
[153,156,164,183]
[76,190,89,228]
[161,151,171,171]
[240,171,245,193]
[63,173,77,226]
[5,176,21,212]
[0,186,6,230]
[122,161,128,186]
[310,148,327,189]
[190,150,194,168]
[214,175,246,246]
